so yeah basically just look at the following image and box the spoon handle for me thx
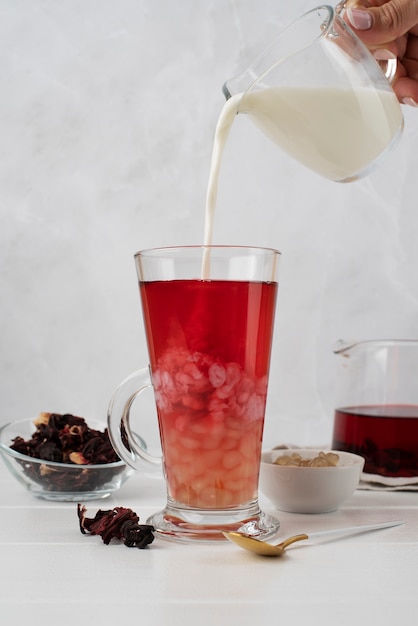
[307,520,404,541]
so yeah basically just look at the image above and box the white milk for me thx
[240,86,402,182]
[202,86,402,273]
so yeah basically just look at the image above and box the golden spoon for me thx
[223,520,404,557]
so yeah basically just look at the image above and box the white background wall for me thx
[1,0,417,450]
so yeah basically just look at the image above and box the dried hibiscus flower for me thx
[78,504,155,549]
[9,413,125,493]
[10,412,120,464]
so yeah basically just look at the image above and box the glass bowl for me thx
[0,418,134,501]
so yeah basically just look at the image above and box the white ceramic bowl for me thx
[259,449,365,513]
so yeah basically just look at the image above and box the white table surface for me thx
[0,460,417,626]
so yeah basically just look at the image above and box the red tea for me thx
[139,278,278,508]
[332,404,418,477]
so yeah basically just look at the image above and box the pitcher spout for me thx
[333,339,359,356]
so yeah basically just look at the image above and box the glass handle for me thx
[107,367,162,472]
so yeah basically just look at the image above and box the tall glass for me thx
[108,245,281,541]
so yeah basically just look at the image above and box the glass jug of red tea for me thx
[331,339,418,478]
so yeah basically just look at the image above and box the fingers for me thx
[393,55,418,105]
[344,0,418,104]
[346,0,418,43]
[393,74,418,104]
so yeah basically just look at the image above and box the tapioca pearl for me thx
[208,362,227,388]
[172,482,196,506]
[235,486,257,505]
[207,410,228,427]
[166,462,190,485]
[214,365,242,400]
[179,436,201,450]
[187,477,211,503]
[224,362,242,385]
[163,445,183,465]
[226,461,257,482]
[220,437,239,452]
[237,391,251,405]
[178,472,207,493]
[177,466,201,484]
[175,369,199,390]
[195,485,219,508]
[189,474,211,490]
[196,484,239,509]
[222,449,242,470]
[183,358,210,381]
[173,437,197,456]
[185,453,208,478]
[181,394,207,411]
[203,469,230,492]
[174,415,190,432]
[224,422,244,438]
[209,392,228,408]
[207,410,227,424]
[213,385,232,400]
[196,477,229,502]
[163,444,181,465]
[225,413,250,429]
[207,420,226,437]
[189,451,210,472]
[219,488,241,508]
[239,434,259,460]
[200,448,223,468]
[166,473,182,497]
[189,415,224,438]
[161,426,179,446]
[255,375,268,394]
[189,478,246,509]
[200,435,223,450]
[238,374,256,392]
[167,480,183,502]
[170,448,201,474]
[223,477,250,492]
[229,487,257,506]
[189,419,210,436]
[175,439,202,458]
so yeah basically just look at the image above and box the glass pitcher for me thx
[223,4,403,182]
[331,339,418,478]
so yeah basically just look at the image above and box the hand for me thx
[344,0,418,105]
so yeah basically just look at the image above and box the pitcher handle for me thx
[107,367,162,471]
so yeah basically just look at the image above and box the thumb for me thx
[347,0,418,42]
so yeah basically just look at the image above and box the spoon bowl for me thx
[223,531,308,556]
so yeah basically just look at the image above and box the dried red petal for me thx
[121,520,155,548]
[10,413,120,465]
[77,504,154,548]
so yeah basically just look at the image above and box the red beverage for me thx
[139,278,278,509]
[332,404,418,477]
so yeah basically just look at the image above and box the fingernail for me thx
[402,97,418,107]
[346,8,373,30]
[373,49,397,61]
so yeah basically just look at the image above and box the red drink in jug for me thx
[332,404,418,477]
[140,278,278,508]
